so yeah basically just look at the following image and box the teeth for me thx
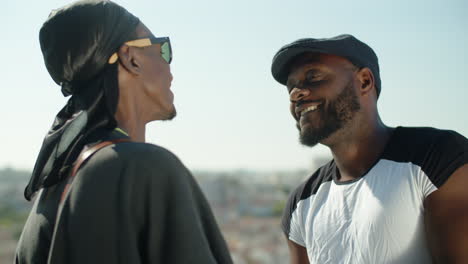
[301,105,318,116]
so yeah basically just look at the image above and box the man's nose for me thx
[290,87,310,102]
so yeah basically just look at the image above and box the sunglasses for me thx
[108,36,172,64]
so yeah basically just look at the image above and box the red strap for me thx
[60,138,130,203]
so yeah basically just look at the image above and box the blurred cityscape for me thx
[0,156,329,263]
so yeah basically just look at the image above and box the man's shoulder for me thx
[111,141,177,159]
[393,126,465,143]
[384,126,467,160]
[281,160,334,236]
[88,141,184,171]
[77,141,190,192]
[287,160,335,208]
[384,126,468,187]
[89,129,181,164]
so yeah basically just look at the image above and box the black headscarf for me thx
[24,0,140,200]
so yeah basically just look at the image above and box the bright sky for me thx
[1,0,467,172]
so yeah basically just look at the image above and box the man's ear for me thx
[356,67,376,96]
[117,45,141,76]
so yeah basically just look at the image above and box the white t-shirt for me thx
[282,127,468,264]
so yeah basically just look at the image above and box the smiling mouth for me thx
[298,103,322,118]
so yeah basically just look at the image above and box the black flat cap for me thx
[271,34,381,97]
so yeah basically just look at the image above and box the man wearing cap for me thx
[271,35,468,263]
[15,1,233,263]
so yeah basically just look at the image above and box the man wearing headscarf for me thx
[15,1,233,263]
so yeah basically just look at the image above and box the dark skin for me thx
[284,53,468,264]
[424,163,468,263]
[115,22,174,142]
[287,53,392,182]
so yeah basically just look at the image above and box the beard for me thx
[298,80,361,147]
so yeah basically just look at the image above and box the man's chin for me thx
[152,106,177,122]
[164,108,177,121]
[299,133,320,147]
[298,124,337,147]
[297,122,321,147]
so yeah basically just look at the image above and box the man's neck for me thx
[118,122,146,142]
[114,106,147,142]
[328,121,393,182]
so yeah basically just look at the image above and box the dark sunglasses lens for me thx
[161,42,171,64]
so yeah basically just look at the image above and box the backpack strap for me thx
[60,138,130,203]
